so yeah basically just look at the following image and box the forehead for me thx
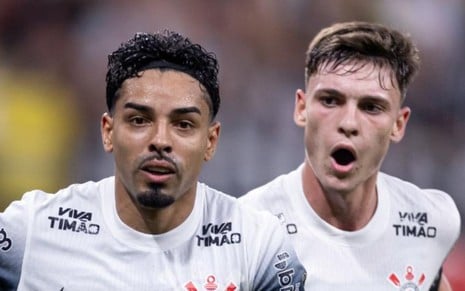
[116,69,209,111]
[308,61,401,98]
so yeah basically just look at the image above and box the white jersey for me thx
[239,165,461,291]
[0,177,306,290]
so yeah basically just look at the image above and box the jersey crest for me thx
[184,275,237,291]
[388,266,425,290]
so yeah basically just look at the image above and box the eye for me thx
[129,116,149,126]
[360,102,384,114]
[320,96,340,107]
[176,120,194,130]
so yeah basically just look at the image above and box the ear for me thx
[101,112,114,153]
[294,89,307,127]
[390,106,411,143]
[204,121,221,161]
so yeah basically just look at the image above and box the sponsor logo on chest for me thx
[196,222,241,247]
[392,212,437,238]
[48,207,100,235]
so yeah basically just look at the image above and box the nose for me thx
[337,105,359,137]
[148,122,173,154]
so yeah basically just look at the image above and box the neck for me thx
[301,163,378,231]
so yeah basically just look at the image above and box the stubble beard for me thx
[137,184,175,209]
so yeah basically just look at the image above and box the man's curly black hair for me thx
[106,30,220,120]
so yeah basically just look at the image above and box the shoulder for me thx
[2,177,113,218]
[379,172,461,237]
[200,182,281,225]
[0,178,113,290]
[198,183,307,289]
[379,173,458,210]
[239,167,300,211]
[199,182,292,242]
[237,201,307,290]
[50,177,114,204]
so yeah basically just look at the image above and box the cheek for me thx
[366,130,393,164]
[197,140,210,160]
[112,140,133,169]
[364,117,395,146]
[177,136,208,161]
[112,132,145,163]
[305,114,324,140]
[377,121,397,145]
[304,121,324,157]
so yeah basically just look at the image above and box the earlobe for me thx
[204,121,221,161]
[391,106,411,143]
[294,89,307,127]
[101,112,114,153]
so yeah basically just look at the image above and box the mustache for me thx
[139,152,177,170]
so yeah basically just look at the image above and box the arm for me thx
[248,211,307,290]
[0,194,30,291]
[429,267,453,291]
[439,274,453,291]
[425,190,461,291]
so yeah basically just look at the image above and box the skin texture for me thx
[294,61,410,231]
[101,69,220,234]
[439,274,452,291]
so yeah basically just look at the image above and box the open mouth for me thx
[142,165,175,175]
[331,148,356,166]
[141,159,176,176]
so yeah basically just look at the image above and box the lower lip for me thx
[331,158,354,174]
[141,170,173,183]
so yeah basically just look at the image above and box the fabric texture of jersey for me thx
[0,177,306,290]
[239,164,461,291]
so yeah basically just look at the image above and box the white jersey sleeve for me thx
[0,195,32,290]
[238,204,307,290]
[0,192,40,290]
[423,188,461,252]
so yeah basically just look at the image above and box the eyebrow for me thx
[316,88,344,98]
[124,102,152,113]
[172,107,201,116]
[123,102,202,116]
[316,88,387,101]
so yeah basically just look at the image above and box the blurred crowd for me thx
[1,0,464,287]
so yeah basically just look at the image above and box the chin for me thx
[137,190,175,208]
[323,176,356,194]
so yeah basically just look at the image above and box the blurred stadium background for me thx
[1,0,464,288]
